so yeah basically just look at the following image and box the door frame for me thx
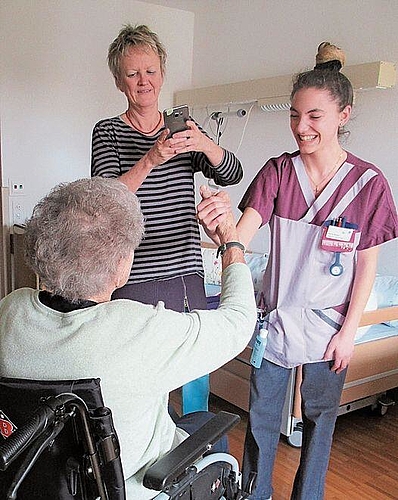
[0,136,11,298]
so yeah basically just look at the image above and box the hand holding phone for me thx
[163,105,189,139]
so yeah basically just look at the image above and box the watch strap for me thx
[216,241,246,258]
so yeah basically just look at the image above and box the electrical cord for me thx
[235,103,255,154]
[203,103,254,153]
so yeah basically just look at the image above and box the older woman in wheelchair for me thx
[0,178,257,499]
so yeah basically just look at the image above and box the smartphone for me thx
[163,105,189,138]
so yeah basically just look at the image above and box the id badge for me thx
[321,218,359,276]
[321,225,356,253]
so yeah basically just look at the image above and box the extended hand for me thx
[197,186,236,243]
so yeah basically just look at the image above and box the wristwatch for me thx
[216,241,246,258]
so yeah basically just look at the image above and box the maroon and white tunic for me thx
[239,151,398,368]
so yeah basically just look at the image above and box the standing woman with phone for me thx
[91,24,243,415]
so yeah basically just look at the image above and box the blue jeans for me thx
[242,359,346,500]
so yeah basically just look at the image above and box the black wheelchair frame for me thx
[0,377,255,500]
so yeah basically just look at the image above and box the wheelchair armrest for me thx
[143,411,240,492]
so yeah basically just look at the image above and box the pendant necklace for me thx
[305,150,345,195]
[125,111,162,135]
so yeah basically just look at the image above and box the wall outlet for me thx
[11,198,27,226]
[9,181,25,195]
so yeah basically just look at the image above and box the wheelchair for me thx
[0,377,255,499]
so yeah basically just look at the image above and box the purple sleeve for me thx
[238,157,281,226]
[356,172,398,250]
[238,153,307,225]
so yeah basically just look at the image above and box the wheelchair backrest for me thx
[0,377,125,500]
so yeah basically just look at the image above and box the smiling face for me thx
[116,45,164,110]
[290,87,351,156]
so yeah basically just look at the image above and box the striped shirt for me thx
[91,116,243,284]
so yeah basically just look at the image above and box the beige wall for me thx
[150,0,398,275]
[0,0,194,295]
[0,0,194,225]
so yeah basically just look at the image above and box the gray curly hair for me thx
[108,24,167,82]
[24,177,144,303]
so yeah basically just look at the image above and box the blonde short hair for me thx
[108,24,167,81]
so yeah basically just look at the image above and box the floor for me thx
[170,388,398,499]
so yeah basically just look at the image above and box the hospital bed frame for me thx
[209,305,398,447]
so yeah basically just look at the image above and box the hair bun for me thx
[315,41,346,71]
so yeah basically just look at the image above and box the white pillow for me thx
[245,253,268,292]
[201,247,269,290]
[355,275,398,340]
[372,275,398,327]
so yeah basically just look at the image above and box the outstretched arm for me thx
[197,186,231,245]
[197,190,262,249]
